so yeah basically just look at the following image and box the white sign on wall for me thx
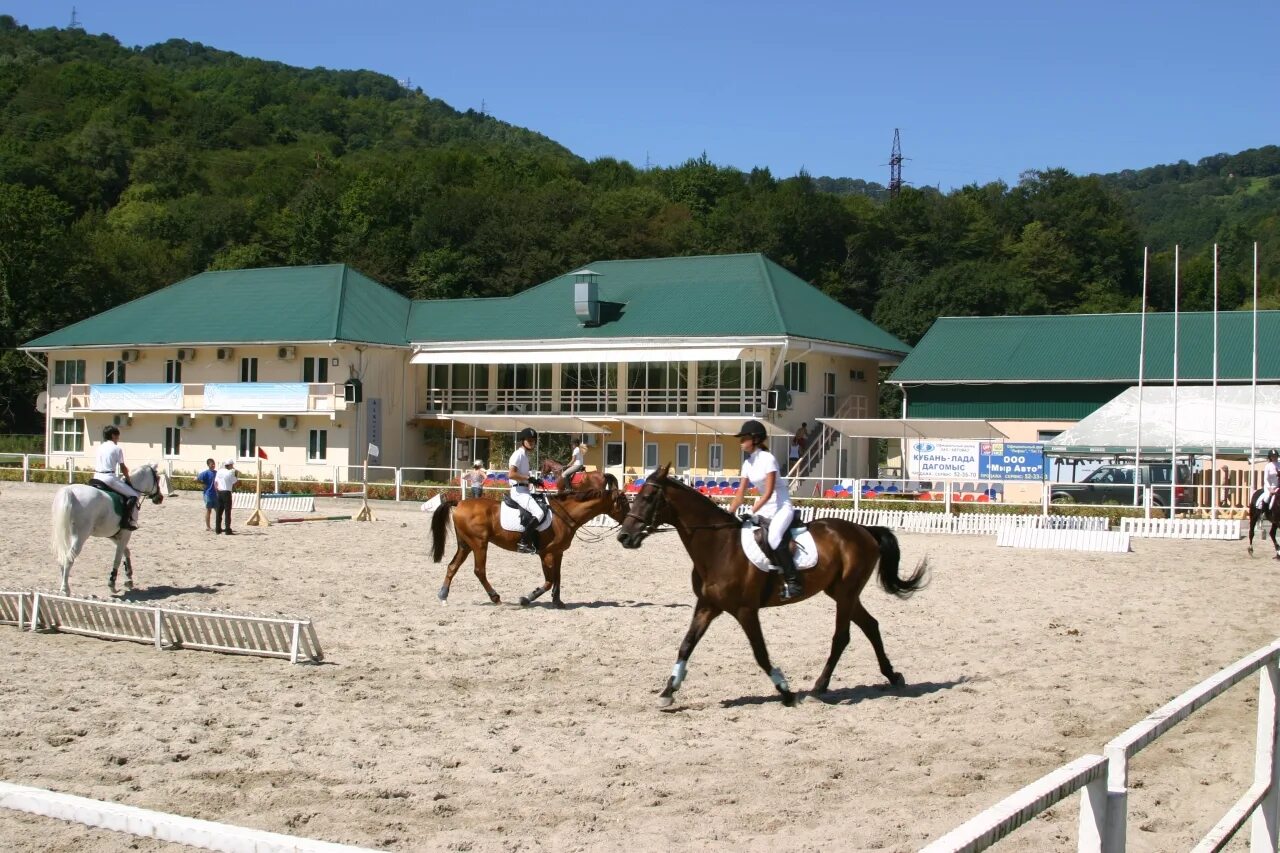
[907,439,980,479]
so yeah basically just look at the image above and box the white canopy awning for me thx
[617,416,791,437]
[411,346,745,365]
[435,414,610,434]
[1045,385,1280,457]
[819,418,1011,440]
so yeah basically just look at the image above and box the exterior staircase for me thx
[786,394,867,481]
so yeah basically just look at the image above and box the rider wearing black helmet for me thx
[1262,448,1280,512]
[726,419,802,600]
[509,427,544,554]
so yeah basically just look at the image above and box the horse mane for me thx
[657,474,735,520]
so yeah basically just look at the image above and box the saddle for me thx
[740,519,819,572]
[501,493,553,533]
[88,479,127,521]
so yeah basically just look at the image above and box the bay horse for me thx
[1247,488,1280,559]
[617,464,927,707]
[50,464,168,596]
[430,472,629,608]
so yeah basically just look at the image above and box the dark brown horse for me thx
[1248,488,1280,559]
[431,472,629,608]
[617,464,927,707]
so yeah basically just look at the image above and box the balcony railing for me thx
[61,383,348,414]
[418,387,766,417]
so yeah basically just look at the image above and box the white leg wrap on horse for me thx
[769,666,790,692]
[670,660,687,689]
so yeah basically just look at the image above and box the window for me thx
[496,364,550,412]
[51,418,85,453]
[644,442,659,471]
[165,360,182,383]
[303,357,329,384]
[308,429,328,462]
[163,427,181,457]
[708,443,724,472]
[784,361,808,394]
[696,360,762,414]
[561,362,617,413]
[626,361,687,414]
[53,360,85,385]
[605,442,624,467]
[104,361,126,384]
[240,357,258,382]
[1037,430,1063,442]
[238,428,257,459]
[823,372,836,418]
[676,443,691,472]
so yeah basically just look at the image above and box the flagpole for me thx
[1134,247,1148,507]
[245,454,269,527]
[1171,245,1180,519]
[355,445,375,522]
[1211,243,1219,520]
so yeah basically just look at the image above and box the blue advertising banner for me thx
[978,441,1045,481]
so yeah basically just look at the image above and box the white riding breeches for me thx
[757,502,795,550]
[509,485,545,521]
[561,463,584,480]
[96,473,139,500]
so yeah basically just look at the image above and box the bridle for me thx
[137,465,166,504]
[623,479,754,543]
[546,485,631,544]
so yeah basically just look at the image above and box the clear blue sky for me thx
[8,1,1279,188]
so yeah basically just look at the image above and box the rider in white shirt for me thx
[94,425,140,529]
[1261,448,1280,511]
[560,437,588,490]
[508,427,544,554]
[726,419,801,600]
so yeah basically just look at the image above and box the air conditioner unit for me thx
[175,415,191,428]
[216,347,235,361]
[277,346,296,361]
[120,349,140,363]
[112,414,131,427]
[215,415,235,429]
[176,348,197,362]
[765,386,784,411]
[278,416,298,431]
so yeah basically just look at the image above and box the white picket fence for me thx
[1120,517,1242,540]
[7,591,323,664]
[996,528,1132,554]
[954,514,1110,535]
[924,637,1280,852]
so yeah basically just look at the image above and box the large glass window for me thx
[303,357,329,383]
[784,361,808,394]
[240,357,258,383]
[104,361,126,384]
[561,362,617,413]
[165,360,182,384]
[696,360,761,415]
[53,360,86,385]
[497,364,550,412]
[626,361,687,414]
[52,418,85,453]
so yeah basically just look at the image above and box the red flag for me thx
[256,446,268,460]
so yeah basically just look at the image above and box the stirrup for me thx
[779,575,803,600]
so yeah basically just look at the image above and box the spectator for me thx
[465,461,487,500]
[214,459,238,535]
[796,422,809,452]
[195,458,218,531]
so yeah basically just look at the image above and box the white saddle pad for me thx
[740,523,820,572]
[500,500,554,534]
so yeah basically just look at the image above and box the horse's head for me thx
[136,464,166,505]
[617,464,673,549]
[605,473,631,524]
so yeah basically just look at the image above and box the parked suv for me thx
[1050,462,1194,507]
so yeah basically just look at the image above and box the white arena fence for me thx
[924,637,1280,852]
[1120,517,1242,540]
[3,591,323,664]
[996,528,1132,554]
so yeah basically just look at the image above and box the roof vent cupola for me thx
[572,269,601,327]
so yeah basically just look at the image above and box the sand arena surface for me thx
[1,481,1278,852]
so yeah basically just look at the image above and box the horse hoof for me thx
[553,600,565,610]
[888,672,906,688]
[123,582,134,592]
[107,585,117,595]
[437,586,449,602]
[489,593,501,605]
[519,596,530,606]
[657,694,675,709]
[780,691,798,707]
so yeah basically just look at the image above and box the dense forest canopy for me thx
[1,16,1277,430]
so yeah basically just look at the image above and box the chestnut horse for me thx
[430,472,628,608]
[617,464,927,707]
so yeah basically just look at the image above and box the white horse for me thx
[51,464,168,596]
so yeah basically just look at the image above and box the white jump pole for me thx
[1134,247,1148,507]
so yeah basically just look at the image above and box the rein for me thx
[547,491,627,544]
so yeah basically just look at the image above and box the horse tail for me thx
[429,498,459,563]
[51,488,75,566]
[867,525,928,598]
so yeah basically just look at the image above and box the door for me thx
[605,441,624,479]
[823,372,836,417]
[675,443,691,474]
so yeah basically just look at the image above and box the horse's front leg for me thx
[658,599,721,709]
[122,548,134,591]
[108,541,125,595]
[734,606,797,707]
[520,549,556,607]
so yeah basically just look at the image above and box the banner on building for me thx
[907,440,980,479]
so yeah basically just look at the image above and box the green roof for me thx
[892,312,1280,384]
[23,265,412,349]
[407,254,910,356]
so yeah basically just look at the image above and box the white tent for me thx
[1045,385,1280,457]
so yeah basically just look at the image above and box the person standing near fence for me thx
[196,458,217,531]
[214,459,238,535]
[465,461,486,500]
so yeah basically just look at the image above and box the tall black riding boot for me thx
[774,541,803,600]
[518,512,539,554]
[121,496,139,530]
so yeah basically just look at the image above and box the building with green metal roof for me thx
[24,254,904,486]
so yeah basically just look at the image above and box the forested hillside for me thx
[1,16,1277,430]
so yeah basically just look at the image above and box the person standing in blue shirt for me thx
[195,458,218,532]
